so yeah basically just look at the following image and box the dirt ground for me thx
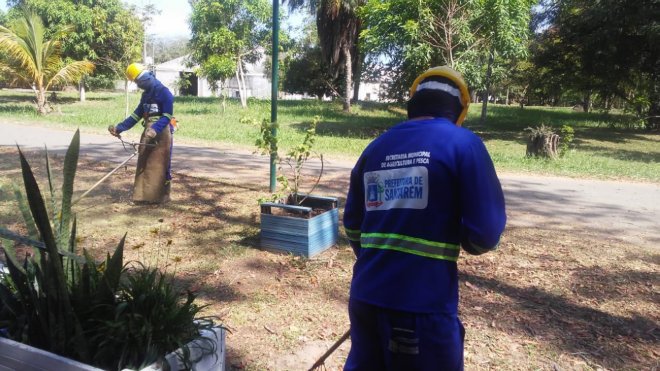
[0,147,658,371]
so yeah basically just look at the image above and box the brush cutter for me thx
[71,134,155,206]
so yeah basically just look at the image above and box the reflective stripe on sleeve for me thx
[163,113,173,119]
[130,113,140,121]
[361,233,460,261]
[345,228,361,242]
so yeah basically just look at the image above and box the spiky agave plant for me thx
[0,130,219,369]
[0,129,126,364]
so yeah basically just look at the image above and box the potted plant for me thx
[0,131,225,370]
[253,117,339,258]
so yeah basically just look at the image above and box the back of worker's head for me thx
[407,66,471,126]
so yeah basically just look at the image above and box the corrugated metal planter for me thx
[260,194,339,258]
[0,327,226,371]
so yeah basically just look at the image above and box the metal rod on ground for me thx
[71,151,137,206]
[308,328,351,371]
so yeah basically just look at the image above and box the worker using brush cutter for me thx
[343,66,506,370]
[108,63,175,204]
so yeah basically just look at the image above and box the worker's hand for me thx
[145,127,158,142]
[108,125,120,138]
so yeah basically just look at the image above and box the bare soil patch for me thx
[0,146,657,371]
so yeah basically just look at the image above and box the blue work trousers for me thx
[344,299,465,371]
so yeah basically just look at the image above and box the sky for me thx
[125,0,306,39]
[123,0,192,38]
[0,0,192,37]
[2,0,306,40]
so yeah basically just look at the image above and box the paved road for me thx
[2,122,659,248]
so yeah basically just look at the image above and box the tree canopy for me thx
[0,7,94,114]
[359,0,488,100]
[282,45,339,99]
[188,0,271,107]
[5,0,142,89]
[533,0,658,127]
[287,0,365,112]
[475,0,534,123]
[151,36,190,64]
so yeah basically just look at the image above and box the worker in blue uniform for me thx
[343,66,507,370]
[109,63,175,203]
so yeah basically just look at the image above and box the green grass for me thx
[474,105,659,181]
[1,89,658,181]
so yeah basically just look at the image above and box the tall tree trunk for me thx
[236,59,247,108]
[143,30,148,64]
[221,86,227,113]
[343,45,352,113]
[582,91,591,113]
[36,88,47,115]
[34,79,49,115]
[480,48,495,124]
[79,80,86,103]
[647,73,659,130]
[352,47,363,103]
[604,95,611,110]
[505,86,510,105]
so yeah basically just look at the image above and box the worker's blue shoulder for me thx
[155,81,174,100]
[366,118,482,152]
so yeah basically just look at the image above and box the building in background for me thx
[153,55,269,98]
[152,54,385,102]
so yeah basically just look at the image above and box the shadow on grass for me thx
[573,128,659,145]
[461,270,658,369]
[283,103,653,145]
[624,250,660,266]
[177,106,218,115]
[0,103,39,115]
[577,144,660,163]
[570,266,659,304]
[0,93,112,104]
[287,114,397,140]
[468,105,652,141]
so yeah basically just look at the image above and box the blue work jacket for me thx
[343,117,506,314]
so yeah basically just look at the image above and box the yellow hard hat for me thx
[409,66,471,125]
[125,63,146,81]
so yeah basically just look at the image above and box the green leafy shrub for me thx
[252,116,324,204]
[0,130,124,363]
[93,264,215,369]
[559,124,575,156]
[0,130,216,370]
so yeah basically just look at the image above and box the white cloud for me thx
[124,0,191,38]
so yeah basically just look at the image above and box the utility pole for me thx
[142,1,148,64]
[270,0,280,192]
[139,0,160,66]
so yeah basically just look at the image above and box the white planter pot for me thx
[0,327,226,371]
[139,327,226,371]
[0,337,103,371]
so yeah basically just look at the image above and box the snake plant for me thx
[0,130,217,370]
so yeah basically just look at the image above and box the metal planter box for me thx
[260,195,339,258]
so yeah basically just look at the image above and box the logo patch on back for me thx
[364,166,428,211]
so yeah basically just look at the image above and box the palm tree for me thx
[287,0,364,112]
[0,7,94,114]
